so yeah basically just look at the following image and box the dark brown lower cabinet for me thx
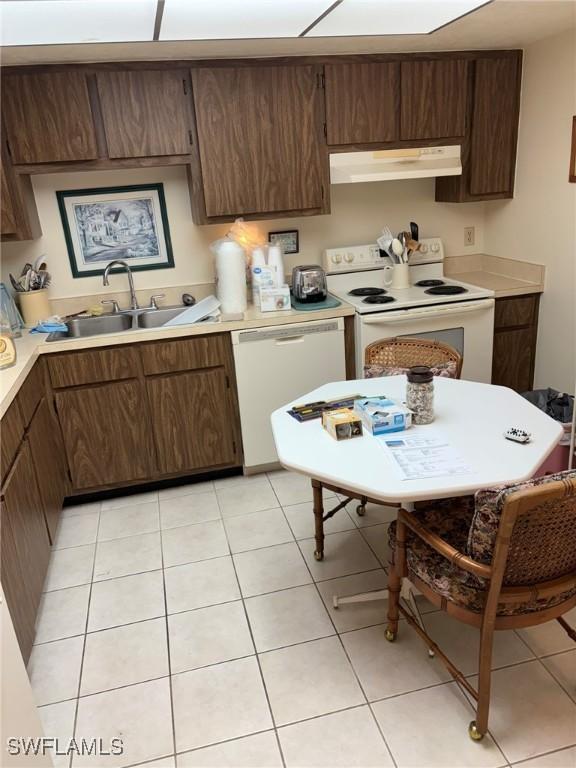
[147,368,238,475]
[1,440,51,662]
[491,294,540,392]
[27,397,68,542]
[55,380,155,490]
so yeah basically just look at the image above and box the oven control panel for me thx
[324,238,444,272]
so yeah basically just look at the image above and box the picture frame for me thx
[268,229,299,255]
[570,116,576,183]
[56,183,175,278]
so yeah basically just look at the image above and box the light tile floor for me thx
[32,471,576,768]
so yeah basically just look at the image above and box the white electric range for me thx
[325,238,495,383]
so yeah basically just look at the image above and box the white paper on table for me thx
[162,295,221,327]
[378,430,473,481]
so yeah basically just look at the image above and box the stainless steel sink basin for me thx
[65,313,133,337]
[137,306,188,329]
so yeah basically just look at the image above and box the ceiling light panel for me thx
[160,0,336,40]
[0,0,158,47]
[306,0,490,37]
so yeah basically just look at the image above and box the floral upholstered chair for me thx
[363,337,463,379]
[386,470,576,741]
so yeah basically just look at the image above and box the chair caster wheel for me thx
[384,629,396,642]
[314,550,324,561]
[468,721,484,741]
[356,504,366,517]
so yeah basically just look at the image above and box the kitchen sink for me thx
[64,313,134,337]
[137,306,190,329]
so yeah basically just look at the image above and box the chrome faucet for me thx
[102,260,139,310]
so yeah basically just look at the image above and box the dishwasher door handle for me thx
[275,335,305,345]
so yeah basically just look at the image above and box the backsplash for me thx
[1,165,486,301]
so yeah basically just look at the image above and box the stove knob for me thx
[420,244,428,253]
[431,242,440,253]
[344,252,355,263]
[331,253,342,264]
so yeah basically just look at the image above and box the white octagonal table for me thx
[271,376,563,564]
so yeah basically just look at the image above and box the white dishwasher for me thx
[231,318,346,469]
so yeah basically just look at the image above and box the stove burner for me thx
[348,287,387,297]
[362,295,396,304]
[415,279,445,287]
[425,285,468,296]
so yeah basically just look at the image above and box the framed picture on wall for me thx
[268,229,299,254]
[56,183,174,278]
[570,116,576,183]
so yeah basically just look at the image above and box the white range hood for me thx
[329,145,462,184]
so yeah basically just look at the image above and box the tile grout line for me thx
[274,500,400,768]
[69,500,101,768]
[159,509,179,766]
[216,481,288,768]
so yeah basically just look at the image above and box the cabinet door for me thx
[492,327,535,392]
[97,71,192,158]
[0,139,41,240]
[55,380,154,490]
[469,57,521,196]
[147,368,238,475]
[1,159,17,234]
[1,441,51,661]
[400,59,467,140]
[192,65,325,218]
[324,62,399,145]
[2,72,98,163]
[28,398,68,543]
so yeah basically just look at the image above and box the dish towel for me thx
[30,318,68,333]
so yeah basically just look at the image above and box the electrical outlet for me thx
[464,226,475,246]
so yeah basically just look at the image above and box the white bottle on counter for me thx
[214,240,247,314]
[267,244,285,287]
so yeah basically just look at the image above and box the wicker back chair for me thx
[386,472,576,741]
[364,337,463,378]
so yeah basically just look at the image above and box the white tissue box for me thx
[259,285,291,312]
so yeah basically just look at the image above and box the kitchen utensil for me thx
[391,238,404,262]
[291,265,327,303]
[410,221,419,242]
[9,274,23,292]
[376,235,396,262]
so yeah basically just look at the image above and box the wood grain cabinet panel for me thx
[494,294,538,329]
[47,347,139,388]
[97,70,192,158]
[1,400,24,483]
[1,138,42,241]
[469,57,521,196]
[492,294,540,392]
[324,62,399,145]
[27,397,68,543]
[400,59,467,140]
[1,159,17,234]
[192,65,325,218]
[55,380,154,490]
[17,359,45,427]
[140,334,228,375]
[2,72,98,164]
[147,368,237,475]
[1,440,51,661]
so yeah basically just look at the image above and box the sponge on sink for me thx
[88,305,104,316]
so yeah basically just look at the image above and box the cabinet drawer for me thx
[140,334,229,375]
[1,399,24,482]
[17,358,46,426]
[494,295,538,329]
[47,346,139,388]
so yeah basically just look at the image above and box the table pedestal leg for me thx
[312,479,324,561]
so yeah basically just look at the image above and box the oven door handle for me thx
[361,298,495,324]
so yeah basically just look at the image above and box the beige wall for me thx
[0,167,485,301]
[484,28,576,392]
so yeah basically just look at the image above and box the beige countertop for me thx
[0,301,354,418]
[444,253,545,297]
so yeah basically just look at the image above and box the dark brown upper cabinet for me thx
[469,56,521,196]
[1,138,41,241]
[324,62,400,146]
[400,59,468,140]
[97,70,193,158]
[436,52,522,202]
[191,65,326,220]
[2,72,98,164]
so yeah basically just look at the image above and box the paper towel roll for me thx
[215,240,247,314]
